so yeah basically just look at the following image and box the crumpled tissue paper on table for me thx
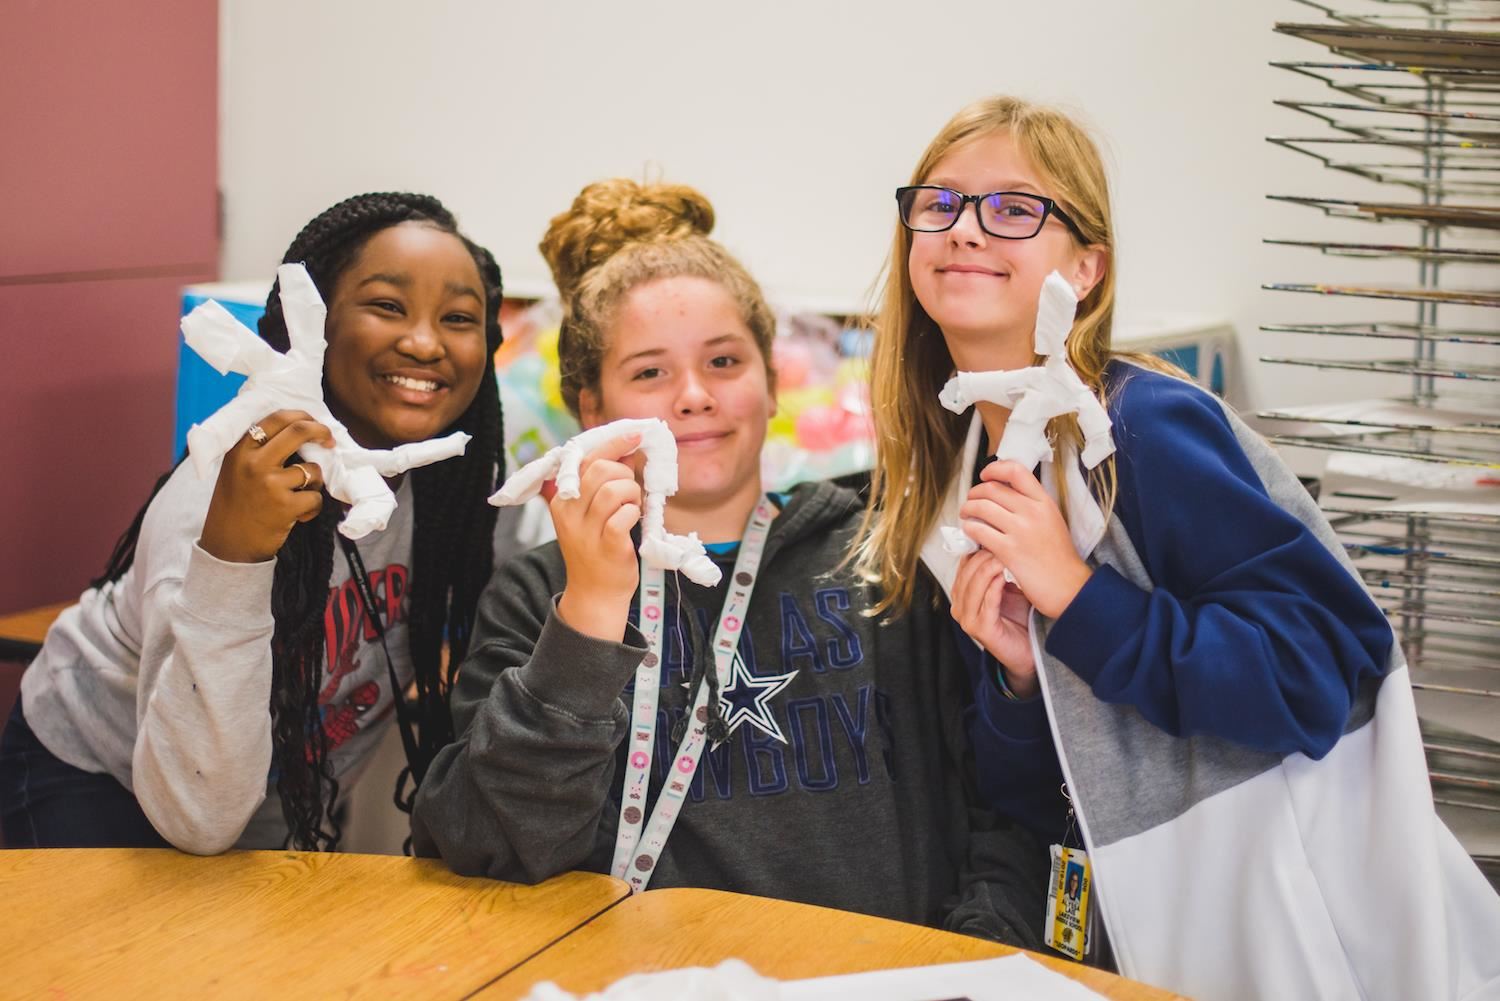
[523,960,779,1001]
[521,953,1108,1001]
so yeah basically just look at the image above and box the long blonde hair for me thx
[538,178,776,418]
[855,95,1175,615]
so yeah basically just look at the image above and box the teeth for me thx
[385,374,439,392]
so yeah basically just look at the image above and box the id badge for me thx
[1043,843,1092,962]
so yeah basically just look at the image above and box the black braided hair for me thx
[95,192,504,851]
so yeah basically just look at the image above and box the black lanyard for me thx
[336,535,424,791]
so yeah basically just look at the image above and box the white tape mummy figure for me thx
[938,270,1115,557]
[180,263,472,540]
[490,417,721,587]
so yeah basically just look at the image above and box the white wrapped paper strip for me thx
[937,271,1114,558]
[179,263,471,540]
[489,417,721,587]
[523,960,779,1001]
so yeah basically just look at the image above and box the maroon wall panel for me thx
[0,1,218,616]
[0,275,209,611]
[0,2,219,280]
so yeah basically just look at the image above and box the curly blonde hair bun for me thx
[540,179,715,303]
[537,179,774,419]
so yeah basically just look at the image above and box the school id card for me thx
[1043,843,1092,962]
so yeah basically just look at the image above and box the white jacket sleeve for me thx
[131,542,278,854]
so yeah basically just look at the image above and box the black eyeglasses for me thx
[895,185,1086,242]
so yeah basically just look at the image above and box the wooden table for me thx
[0,849,629,1000]
[484,887,1186,1000]
[0,600,67,660]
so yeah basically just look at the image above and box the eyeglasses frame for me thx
[894,185,1087,243]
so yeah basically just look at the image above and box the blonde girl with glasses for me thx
[855,95,1500,999]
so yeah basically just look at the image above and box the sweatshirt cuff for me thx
[1043,564,1150,686]
[178,542,277,630]
[516,597,649,720]
[974,663,1054,745]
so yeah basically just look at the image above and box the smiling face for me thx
[579,275,774,525]
[322,221,489,449]
[907,130,1104,372]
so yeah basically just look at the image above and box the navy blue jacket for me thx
[961,362,1393,844]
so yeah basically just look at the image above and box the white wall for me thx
[219,0,1492,415]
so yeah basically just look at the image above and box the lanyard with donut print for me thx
[610,498,777,892]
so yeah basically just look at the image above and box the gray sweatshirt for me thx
[414,481,1046,939]
[21,457,528,853]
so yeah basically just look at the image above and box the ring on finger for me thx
[246,423,269,446]
[293,463,312,491]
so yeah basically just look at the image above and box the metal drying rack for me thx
[1266,0,1500,882]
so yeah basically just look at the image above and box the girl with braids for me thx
[857,96,1500,997]
[0,192,517,854]
[413,179,1045,942]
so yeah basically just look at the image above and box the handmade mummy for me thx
[489,417,721,587]
[180,263,471,540]
[938,271,1115,556]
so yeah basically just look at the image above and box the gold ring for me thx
[246,423,269,446]
[294,463,312,491]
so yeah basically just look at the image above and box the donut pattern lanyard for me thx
[610,498,777,891]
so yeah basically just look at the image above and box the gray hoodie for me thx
[414,480,1046,939]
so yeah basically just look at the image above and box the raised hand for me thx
[553,433,646,641]
[950,549,1038,697]
[199,410,333,564]
[958,459,1092,620]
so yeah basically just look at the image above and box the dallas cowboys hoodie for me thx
[413,480,1047,939]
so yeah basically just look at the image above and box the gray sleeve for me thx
[132,541,279,855]
[942,808,1050,949]
[411,558,646,883]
